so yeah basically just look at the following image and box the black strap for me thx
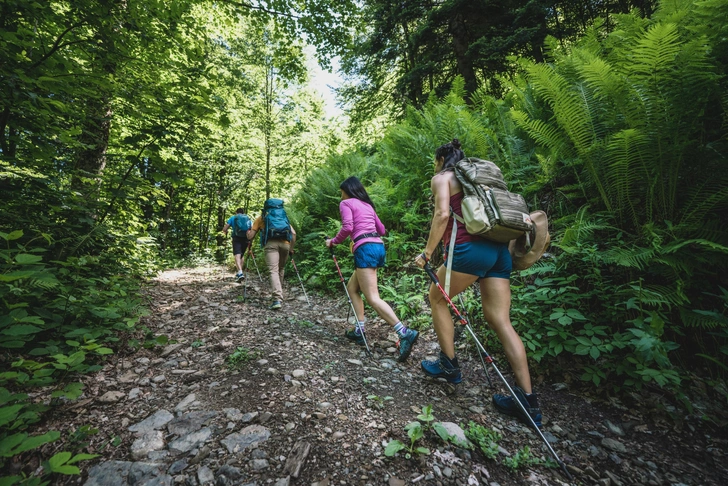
[353,232,380,243]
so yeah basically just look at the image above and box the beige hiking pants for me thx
[264,239,290,302]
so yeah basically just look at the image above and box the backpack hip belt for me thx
[353,232,380,243]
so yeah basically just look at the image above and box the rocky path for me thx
[50,265,726,486]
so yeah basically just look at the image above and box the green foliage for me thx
[502,446,537,470]
[464,422,502,460]
[384,405,435,458]
[365,395,393,409]
[226,347,258,368]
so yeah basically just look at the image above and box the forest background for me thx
[1,0,727,483]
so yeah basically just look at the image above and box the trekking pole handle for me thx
[322,235,334,255]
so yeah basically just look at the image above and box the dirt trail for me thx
[48,265,726,485]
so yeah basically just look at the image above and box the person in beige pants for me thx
[248,213,296,309]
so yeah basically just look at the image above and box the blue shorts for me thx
[445,240,512,279]
[353,243,386,268]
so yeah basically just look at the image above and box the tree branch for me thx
[219,0,302,20]
[30,22,88,70]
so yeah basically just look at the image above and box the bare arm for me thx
[222,223,231,236]
[424,173,452,259]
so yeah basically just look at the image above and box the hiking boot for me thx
[420,351,462,384]
[344,328,365,346]
[492,386,542,428]
[235,272,245,282]
[396,329,419,362]
[269,301,282,310]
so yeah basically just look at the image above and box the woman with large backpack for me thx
[248,198,297,310]
[414,139,543,428]
[325,176,418,362]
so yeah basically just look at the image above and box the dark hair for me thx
[236,207,245,214]
[340,176,376,210]
[435,138,464,171]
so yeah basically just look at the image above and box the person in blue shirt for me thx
[222,208,251,281]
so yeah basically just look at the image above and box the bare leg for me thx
[346,272,365,322]
[429,266,478,359]
[480,277,532,393]
[234,254,244,273]
[356,267,399,326]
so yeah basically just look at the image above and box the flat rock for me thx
[160,343,184,357]
[129,410,174,434]
[168,427,213,453]
[174,393,197,412]
[84,461,172,486]
[167,411,218,437]
[437,422,472,448]
[98,391,125,403]
[221,425,271,453]
[602,437,627,453]
[131,431,165,460]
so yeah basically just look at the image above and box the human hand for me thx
[414,252,428,268]
[325,239,333,248]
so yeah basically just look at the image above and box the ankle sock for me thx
[394,322,408,338]
[355,321,365,335]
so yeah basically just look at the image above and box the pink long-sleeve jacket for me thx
[330,198,386,252]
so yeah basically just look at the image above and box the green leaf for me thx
[12,431,60,455]
[15,254,43,264]
[0,475,22,486]
[0,433,27,456]
[433,422,449,441]
[384,440,405,456]
[6,230,23,241]
[66,453,99,465]
[414,446,430,454]
[48,451,72,469]
[51,465,80,475]
[2,325,42,337]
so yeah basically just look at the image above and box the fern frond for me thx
[601,245,655,270]
[679,308,728,330]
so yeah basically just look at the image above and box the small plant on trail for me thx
[464,421,501,459]
[297,319,315,328]
[384,421,431,459]
[384,404,437,459]
[191,339,204,348]
[226,347,257,368]
[502,446,552,470]
[366,395,393,409]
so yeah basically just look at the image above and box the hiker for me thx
[247,198,297,310]
[222,207,252,282]
[414,139,542,427]
[325,176,418,362]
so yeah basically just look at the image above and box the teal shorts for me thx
[445,240,512,279]
[353,243,386,269]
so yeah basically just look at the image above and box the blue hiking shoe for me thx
[396,329,419,362]
[492,386,542,429]
[235,272,245,282]
[344,328,365,346]
[269,300,282,310]
[421,351,462,383]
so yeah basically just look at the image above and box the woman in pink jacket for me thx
[325,176,419,362]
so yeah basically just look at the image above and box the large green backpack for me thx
[452,157,533,243]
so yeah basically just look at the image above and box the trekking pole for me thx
[456,293,494,388]
[324,236,372,357]
[247,241,263,282]
[289,256,311,307]
[421,260,573,481]
[243,245,248,301]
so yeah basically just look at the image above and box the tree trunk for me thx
[449,13,478,99]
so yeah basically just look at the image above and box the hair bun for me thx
[451,139,461,149]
